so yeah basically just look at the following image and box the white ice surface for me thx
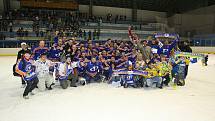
[0,56,215,121]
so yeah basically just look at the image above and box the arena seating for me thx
[1,8,215,48]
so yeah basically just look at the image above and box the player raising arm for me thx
[128,26,152,61]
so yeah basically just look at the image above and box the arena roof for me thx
[76,0,215,14]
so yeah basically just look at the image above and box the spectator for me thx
[24,29,28,37]
[88,30,92,40]
[35,29,39,37]
[54,31,59,44]
[96,30,100,40]
[83,30,86,40]
[140,24,142,30]
[79,29,83,38]
[0,33,6,40]
[20,27,24,37]
[40,31,44,37]
[16,28,20,37]
[9,22,13,32]
[93,29,96,40]
[115,15,118,24]
[0,20,2,31]
[49,23,53,31]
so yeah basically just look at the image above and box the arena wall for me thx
[0,0,4,12]
[137,9,166,22]
[10,0,20,10]
[186,5,215,14]
[0,47,214,56]
[79,5,166,22]
[168,5,215,35]
[79,5,89,13]
[0,48,20,56]
[93,6,132,20]
[191,47,215,54]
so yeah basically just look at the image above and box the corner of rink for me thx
[0,55,215,121]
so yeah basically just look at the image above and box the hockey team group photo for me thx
[0,1,215,121]
[13,27,208,99]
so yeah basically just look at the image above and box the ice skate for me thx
[21,84,26,88]
[23,95,29,99]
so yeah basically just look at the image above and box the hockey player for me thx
[205,55,208,66]
[58,57,78,89]
[76,61,87,86]
[32,40,49,60]
[202,55,208,66]
[98,55,110,81]
[35,53,55,91]
[15,42,31,88]
[15,51,39,99]
[128,26,152,61]
[128,49,137,68]
[115,54,129,70]
[85,57,103,83]
[150,39,162,55]
[184,57,190,79]
[158,55,172,86]
[172,56,186,86]
[150,54,161,64]
[161,38,178,59]
[108,56,122,84]
[48,44,63,62]
[145,62,162,88]
[121,61,138,88]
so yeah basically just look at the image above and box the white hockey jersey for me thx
[35,59,52,77]
[58,62,78,77]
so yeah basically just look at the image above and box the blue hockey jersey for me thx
[17,59,37,81]
[161,40,177,58]
[122,74,135,84]
[151,44,162,55]
[86,62,103,74]
[33,47,49,60]
[48,47,62,60]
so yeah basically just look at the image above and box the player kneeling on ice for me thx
[110,61,143,88]
[15,52,39,99]
[35,53,55,91]
[84,57,103,83]
[121,61,139,88]
[76,61,87,86]
[58,57,78,89]
[145,62,162,89]
[157,55,172,87]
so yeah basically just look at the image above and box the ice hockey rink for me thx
[0,55,215,121]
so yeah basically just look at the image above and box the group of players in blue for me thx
[14,31,190,99]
